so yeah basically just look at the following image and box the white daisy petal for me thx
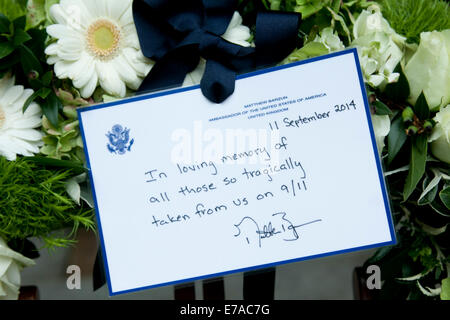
[11,137,41,154]
[80,72,98,99]
[119,7,133,27]
[97,62,126,97]
[11,116,42,129]
[46,24,69,39]
[72,56,95,89]
[80,0,100,18]
[47,55,60,65]
[0,144,17,161]
[122,48,153,77]
[113,55,141,89]
[6,129,43,142]
[56,48,81,61]
[0,75,15,96]
[45,43,58,56]
[54,60,73,79]
[4,139,32,157]
[3,86,24,107]
[106,0,131,20]
[24,103,42,117]
[58,37,83,53]
[50,4,69,25]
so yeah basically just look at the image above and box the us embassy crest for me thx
[106,124,134,155]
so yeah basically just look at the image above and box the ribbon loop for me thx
[133,0,301,103]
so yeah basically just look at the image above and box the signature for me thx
[233,212,322,248]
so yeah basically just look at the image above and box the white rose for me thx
[0,237,35,300]
[313,27,345,52]
[429,105,450,164]
[404,30,450,110]
[353,5,405,45]
[351,5,406,90]
[372,114,391,156]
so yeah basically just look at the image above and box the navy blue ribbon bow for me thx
[132,0,301,103]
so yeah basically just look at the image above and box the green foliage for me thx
[403,135,428,201]
[367,56,449,299]
[0,156,95,249]
[39,87,90,163]
[442,278,450,300]
[0,0,27,22]
[281,41,329,63]
[379,0,450,43]
[0,9,63,127]
[266,0,372,45]
[26,0,59,29]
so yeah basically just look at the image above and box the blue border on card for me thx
[77,48,396,297]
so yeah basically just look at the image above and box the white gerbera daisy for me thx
[45,0,153,98]
[183,11,251,86]
[0,75,43,161]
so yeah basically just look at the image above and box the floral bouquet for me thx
[0,0,448,300]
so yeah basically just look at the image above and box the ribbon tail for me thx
[201,59,236,103]
[138,45,200,94]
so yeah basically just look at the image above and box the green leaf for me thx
[413,92,430,120]
[19,44,42,75]
[0,12,11,33]
[13,28,31,46]
[23,156,86,172]
[41,70,53,87]
[12,15,26,31]
[384,64,410,103]
[442,278,450,300]
[282,42,329,63]
[403,134,428,201]
[25,0,46,29]
[430,198,450,218]
[37,87,51,99]
[387,113,407,165]
[40,91,61,127]
[0,0,27,22]
[0,52,20,71]
[374,100,393,116]
[23,87,51,113]
[418,172,440,206]
[22,89,40,113]
[439,187,450,210]
[0,41,14,59]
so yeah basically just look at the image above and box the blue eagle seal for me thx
[106,124,134,155]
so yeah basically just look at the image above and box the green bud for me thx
[423,120,434,134]
[402,107,414,125]
[406,125,418,136]
[27,70,39,80]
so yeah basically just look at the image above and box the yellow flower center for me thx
[0,107,5,129]
[86,19,121,60]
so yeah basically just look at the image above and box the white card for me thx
[78,49,395,296]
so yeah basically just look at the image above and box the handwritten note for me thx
[78,49,395,296]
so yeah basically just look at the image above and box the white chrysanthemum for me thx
[183,12,251,86]
[0,75,43,161]
[45,0,153,98]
